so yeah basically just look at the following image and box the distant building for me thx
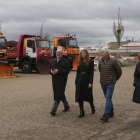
[87,41,140,57]
[120,42,140,50]
[108,41,130,50]
[119,42,140,56]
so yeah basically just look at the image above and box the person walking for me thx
[99,47,122,122]
[75,49,95,118]
[48,49,70,116]
[133,56,140,104]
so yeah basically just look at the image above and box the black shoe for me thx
[62,106,70,112]
[100,115,105,120]
[92,108,95,114]
[100,115,108,122]
[50,111,56,116]
[109,113,114,117]
[78,110,84,118]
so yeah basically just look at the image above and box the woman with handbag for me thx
[133,56,140,103]
[75,49,95,117]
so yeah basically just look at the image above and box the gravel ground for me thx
[0,66,140,140]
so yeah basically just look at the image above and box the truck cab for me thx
[17,35,52,73]
[54,34,79,68]
[0,33,7,60]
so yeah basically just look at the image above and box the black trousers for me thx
[51,95,69,113]
[79,100,95,111]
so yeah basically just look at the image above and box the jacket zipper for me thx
[103,62,106,85]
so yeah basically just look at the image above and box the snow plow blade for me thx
[0,61,16,78]
[73,56,79,70]
[36,56,52,74]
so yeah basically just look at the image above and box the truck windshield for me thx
[0,37,6,49]
[66,38,78,48]
[36,40,50,49]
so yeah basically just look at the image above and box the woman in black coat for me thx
[75,49,95,117]
[133,56,140,103]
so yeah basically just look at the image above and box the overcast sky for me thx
[0,0,140,47]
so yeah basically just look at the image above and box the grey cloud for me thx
[0,0,140,47]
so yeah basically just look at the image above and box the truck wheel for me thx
[21,61,32,73]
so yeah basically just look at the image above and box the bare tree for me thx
[95,40,105,51]
[40,19,46,37]
[45,32,50,39]
[113,7,124,59]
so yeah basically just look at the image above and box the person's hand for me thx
[88,84,92,88]
[51,69,55,75]
[54,69,58,74]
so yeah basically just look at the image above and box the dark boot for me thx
[62,95,70,112]
[78,101,84,117]
[100,115,108,122]
[89,102,95,114]
[109,112,114,117]
[50,101,60,116]
[62,106,70,112]
[50,111,56,116]
[78,110,84,118]
[92,108,95,114]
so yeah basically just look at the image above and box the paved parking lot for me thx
[0,66,140,140]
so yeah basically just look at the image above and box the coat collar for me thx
[79,62,86,71]
[102,56,110,63]
[55,57,63,65]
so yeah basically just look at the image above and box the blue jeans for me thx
[101,83,115,117]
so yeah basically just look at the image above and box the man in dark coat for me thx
[48,49,70,116]
[99,47,122,122]
[133,56,140,103]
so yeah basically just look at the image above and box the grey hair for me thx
[57,46,62,51]
[101,47,110,55]
[56,49,63,54]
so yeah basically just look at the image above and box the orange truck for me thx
[0,33,7,59]
[53,34,79,69]
[0,33,16,78]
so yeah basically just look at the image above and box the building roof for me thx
[120,42,140,49]
[108,41,129,45]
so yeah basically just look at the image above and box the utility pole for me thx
[134,30,135,45]
[126,36,128,56]
[0,21,2,33]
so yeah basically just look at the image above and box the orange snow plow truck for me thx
[0,33,16,78]
[53,34,79,70]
